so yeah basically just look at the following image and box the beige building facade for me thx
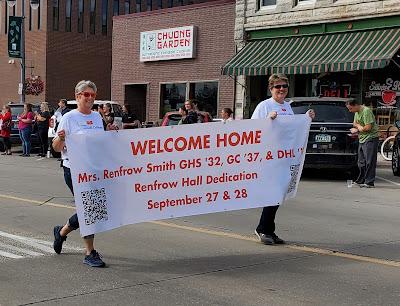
[226,0,400,118]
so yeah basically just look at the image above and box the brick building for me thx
[222,0,400,119]
[111,0,236,122]
[0,0,214,108]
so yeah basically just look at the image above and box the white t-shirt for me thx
[57,109,104,168]
[251,97,294,119]
[223,117,234,123]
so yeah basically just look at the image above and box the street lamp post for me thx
[5,0,39,103]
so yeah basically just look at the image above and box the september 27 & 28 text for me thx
[76,130,301,212]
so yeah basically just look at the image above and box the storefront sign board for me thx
[365,78,400,107]
[140,26,196,62]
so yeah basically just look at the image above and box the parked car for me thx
[161,111,212,126]
[47,100,123,157]
[290,97,358,176]
[391,120,400,176]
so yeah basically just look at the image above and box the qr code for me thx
[81,188,109,226]
[287,164,300,194]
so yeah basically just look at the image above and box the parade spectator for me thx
[52,80,116,267]
[183,100,198,124]
[97,104,108,129]
[221,107,234,122]
[102,103,114,127]
[35,102,51,157]
[251,73,315,245]
[178,106,188,125]
[347,100,379,188]
[55,99,70,132]
[18,103,34,157]
[122,104,141,129]
[0,105,12,155]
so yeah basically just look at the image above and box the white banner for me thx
[67,116,311,236]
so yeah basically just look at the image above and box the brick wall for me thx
[111,0,236,121]
[0,0,47,106]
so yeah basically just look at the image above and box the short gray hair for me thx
[268,73,289,89]
[75,80,97,95]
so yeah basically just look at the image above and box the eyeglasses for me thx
[272,84,289,89]
[78,91,96,98]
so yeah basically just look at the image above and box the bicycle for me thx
[380,135,396,161]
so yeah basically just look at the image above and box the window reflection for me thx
[190,82,218,117]
[160,84,187,117]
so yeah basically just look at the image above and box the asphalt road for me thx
[0,154,399,306]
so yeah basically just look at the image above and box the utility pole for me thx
[6,0,39,103]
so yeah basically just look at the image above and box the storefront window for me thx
[189,82,219,117]
[160,82,219,118]
[90,0,96,34]
[78,0,84,33]
[261,0,276,7]
[65,0,72,32]
[160,83,187,116]
[53,0,59,31]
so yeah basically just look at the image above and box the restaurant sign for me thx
[140,26,197,62]
[365,78,399,107]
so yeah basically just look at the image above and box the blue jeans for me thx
[19,126,32,155]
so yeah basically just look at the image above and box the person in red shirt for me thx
[0,105,12,155]
[18,103,34,157]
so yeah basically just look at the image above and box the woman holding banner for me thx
[252,73,315,245]
[52,80,117,268]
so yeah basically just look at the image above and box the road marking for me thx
[376,175,400,186]
[152,221,400,268]
[0,242,43,256]
[0,230,55,253]
[0,194,75,210]
[0,230,82,260]
[1,192,399,267]
[0,250,23,259]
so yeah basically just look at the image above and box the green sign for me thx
[8,16,22,58]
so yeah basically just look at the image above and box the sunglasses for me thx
[79,91,96,98]
[272,84,289,89]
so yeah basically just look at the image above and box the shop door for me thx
[124,84,147,122]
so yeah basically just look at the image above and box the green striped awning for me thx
[222,28,400,75]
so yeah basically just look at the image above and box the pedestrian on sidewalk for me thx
[52,80,116,267]
[34,102,51,157]
[0,105,12,155]
[17,103,34,157]
[251,73,315,245]
[346,100,379,188]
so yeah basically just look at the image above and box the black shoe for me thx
[24,154,30,157]
[83,250,106,267]
[354,180,364,185]
[254,230,274,245]
[271,233,286,244]
[19,154,26,156]
[53,225,67,254]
